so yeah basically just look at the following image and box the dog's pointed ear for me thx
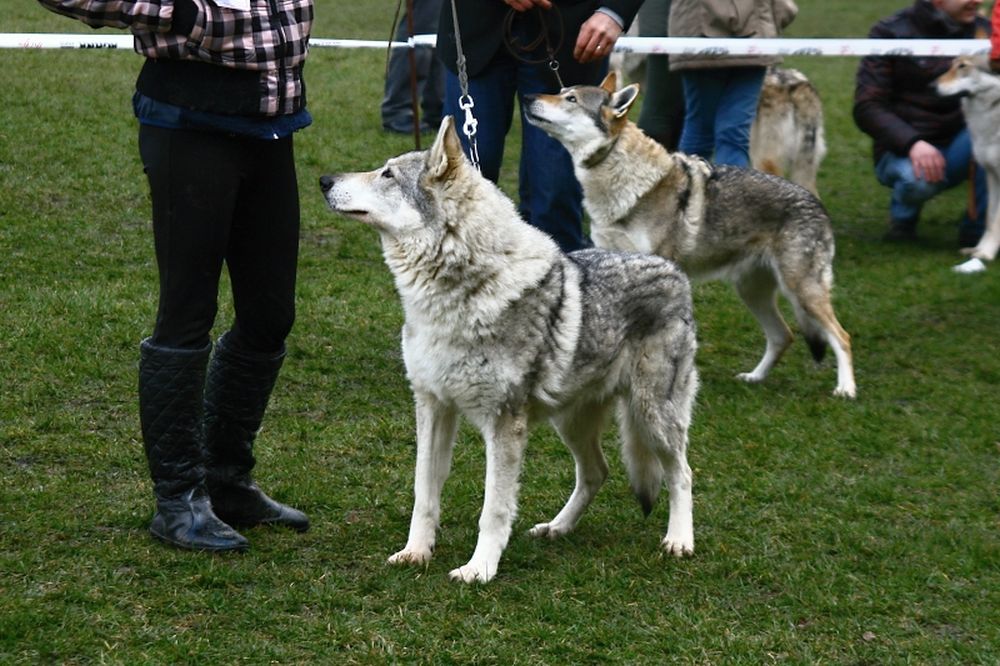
[600,71,618,93]
[427,116,465,181]
[610,83,640,119]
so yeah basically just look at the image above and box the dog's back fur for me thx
[525,74,855,398]
[751,66,828,197]
[935,56,1000,264]
[322,118,699,583]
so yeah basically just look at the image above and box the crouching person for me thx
[853,0,990,246]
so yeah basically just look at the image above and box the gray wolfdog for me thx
[935,55,1000,273]
[524,73,856,398]
[751,66,827,198]
[320,117,699,583]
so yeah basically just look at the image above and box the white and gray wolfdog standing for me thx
[525,73,856,398]
[321,117,699,583]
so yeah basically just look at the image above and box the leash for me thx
[502,5,565,90]
[449,0,481,171]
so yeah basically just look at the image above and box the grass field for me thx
[2,1,999,663]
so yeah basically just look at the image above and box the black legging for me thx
[138,124,300,354]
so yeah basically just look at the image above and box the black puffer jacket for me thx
[853,0,989,164]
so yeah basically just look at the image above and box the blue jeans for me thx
[679,66,766,167]
[874,128,986,235]
[444,52,595,252]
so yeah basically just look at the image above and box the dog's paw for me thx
[448,560,496,584]
[661,535,694,558]
[833,384,857,399]
[736,371,765,384]
[387,547,433,566]
[527,522,568,539]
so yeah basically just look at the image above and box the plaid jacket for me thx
[37,0,313,115]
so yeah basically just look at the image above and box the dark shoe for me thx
[139,339,248,552]
[149,486,249,551]
[383,120,434,135]
[883,217,918,242]
[208,478,309,532]
[204,333,309,532]
[958,222,984,249]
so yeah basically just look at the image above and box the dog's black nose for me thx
[319,175,335,192]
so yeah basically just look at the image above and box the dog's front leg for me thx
[449,410,528,584]
[388,391,458,567]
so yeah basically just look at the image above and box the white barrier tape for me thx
[617,36,990,57]
[1,32,990,57]
[0,32,134,49]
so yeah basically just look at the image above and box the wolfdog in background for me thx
[321,117,700,583]
[525,73,856,398]
[935,55,1000,274]
[751,66,828,198]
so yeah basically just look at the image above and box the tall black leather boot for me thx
[203,333,309,532]
[139,339,249,551]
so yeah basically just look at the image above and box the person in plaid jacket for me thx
[38,0,313,552]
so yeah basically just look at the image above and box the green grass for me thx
[2,1,999,663]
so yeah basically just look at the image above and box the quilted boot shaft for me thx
[139,339,249,551]
[204,333,309,532]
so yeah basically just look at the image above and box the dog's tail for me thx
[804,328,827,363]
[619,345,699,516]
[621,431,664,516]
[791,299,829,363]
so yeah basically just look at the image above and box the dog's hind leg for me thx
[966,170,1000,261]
[528,400,612,540]
[389,391,458,567]
[449,409,529,584]
[789,284,856,399]
[733,266,794,384]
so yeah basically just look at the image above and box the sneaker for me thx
[883,217,918,242]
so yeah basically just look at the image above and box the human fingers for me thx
[573,13,622,63]
[503,0,551,10]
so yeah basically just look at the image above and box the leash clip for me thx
[458,94,478,139]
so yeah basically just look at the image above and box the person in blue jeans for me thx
[854,0,989,245]
[873,129,986,244]
[667,0,799,167]
[436,0,643,253]
[676,68,766,166]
